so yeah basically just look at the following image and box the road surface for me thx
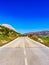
[0,37,49,65]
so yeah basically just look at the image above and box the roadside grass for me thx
[41,37,49,42]
[40,37,49,47]
[0,34,19,46]
[41,42,49,47]
[29,36,49,47]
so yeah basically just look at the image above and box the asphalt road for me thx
[0,37,49,65]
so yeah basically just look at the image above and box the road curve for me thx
[0,37,49,65]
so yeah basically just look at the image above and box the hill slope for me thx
[0,24,20,46]
[24,31,49,47]
[1,24,17,31]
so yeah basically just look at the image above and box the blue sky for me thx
[0,0,49,33]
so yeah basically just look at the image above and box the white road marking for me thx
[23,38,28,65]
[24,48,28,65]
[0,37,49,65]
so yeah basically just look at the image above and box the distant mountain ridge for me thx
[24,31,49,37]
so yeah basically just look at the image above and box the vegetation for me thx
[40,37,49,47]
[29,35,39,41]
[41,37,49,42]
[29,35,49,47]
[0,25,21,46]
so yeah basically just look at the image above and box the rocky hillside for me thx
[0,24,21,46]
[24,31,49,38]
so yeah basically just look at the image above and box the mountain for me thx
[24,31,49,38]
[0,24,21,46]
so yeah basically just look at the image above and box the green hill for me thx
[0,25,21,46]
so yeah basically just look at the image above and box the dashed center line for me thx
[23,39,28,65]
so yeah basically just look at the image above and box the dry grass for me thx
[29,36,49,47]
